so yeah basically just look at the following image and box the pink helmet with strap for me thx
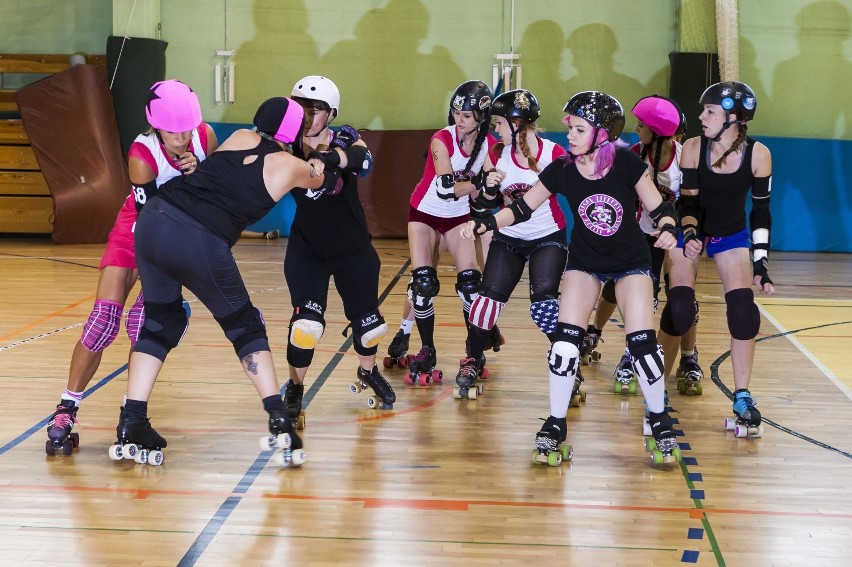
[632,95,682,137]
[145,80,202,132]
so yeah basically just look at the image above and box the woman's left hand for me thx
[652,230,678,250]
[176,152,198,174]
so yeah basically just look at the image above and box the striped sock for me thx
[61,389,84,407]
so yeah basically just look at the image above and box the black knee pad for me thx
[286,299,325,367]
[409,266,440,316]
[351,308,387,356]
[601,279,617,304]
[659,286,696,336]
[725,288,760,340]
[139,298,189,360]
[626,329,664,386]
[216,301,269,359]
[455,269,482,309]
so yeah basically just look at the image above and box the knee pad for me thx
[659,286,696,336]
[81,299,122,352]
[601,279,617,304]
[409,266,440,317]
[216,301,269,359]
[125,292,145,348]
[547,339,581,378]
[626,329,664,386]
[725,288,760,340]
[455,269,482,311]
[529,291,559,336]
[286,299,325,367]
[139,298,189,359]
[469,295,505,331]
[351,308,387,356]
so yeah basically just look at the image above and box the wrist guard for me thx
[307,149,342,168]
[470,170,485,191]
[682,230,703,257]
[753,258,773,286]
[649,201,676,228]
[472,214,498,234]
[658,223,677,239]
[331,125,360,149]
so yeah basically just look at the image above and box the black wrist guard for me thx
[472,214,498,235]
[658,223,677,239]
[307,149,341,168]
[470,170,485,191]
[682,230,703,257]
[753,258,773,286]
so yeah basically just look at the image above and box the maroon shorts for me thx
[408,206,469,235]
[99,193,138,269]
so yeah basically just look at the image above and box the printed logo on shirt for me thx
[503,182,531,201]
[578,194,623,237]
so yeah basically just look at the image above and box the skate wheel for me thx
[403,354,414,368]
[480,368,489,380]
[382,356,393,369]
[108,444,123,460]
[260,436,275,452]
[642,419,652,437]
[276,432,292,449]
[62,438,74,456]
[561,444,573,462]
[651,449,664,464]
[417,373,429,387]
[147,450,164,466]
[579,389,586,403]
[628,381,637,395]
[477,383,485,395]
[693,382,703,395]
[724,417,736,431]
[134,449,148,464]
[367,396,379,409]
[453,388,462,399]
[350,382,362,394]
[404,372,415,385]
[613,381,622,395]
[581,354,591,366]
[592,350,601,362]
[467,387,478,400]
[296,412,306,431]
[569,394,579,408]
[123,443,139,460]
[432,369,443,383]
[290,449,306,467]
[547,451,562,467]
[677,378,687,395]
[672,446,682,461]
[644,437,657,452]
[45,440,57,456]
[70,432,80,448]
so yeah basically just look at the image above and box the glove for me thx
[472,214,498,235]
[470,170,485,191]
[753,258,773,286]
[331,125,360,149]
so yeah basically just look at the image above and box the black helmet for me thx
[675,110,687,139]
[563,91,625,141]
[450,80,493,113]
[699,81,756,121]
[491,89,541,123]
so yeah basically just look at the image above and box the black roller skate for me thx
[580,326,602,365]
[283,379,306,430]
[644,411,682,464]
[569,368,586,407]
[261,409,305,467]
[484,324,505,352]
[454,355,486,400]
[532,416,573,466]
[108,408,167,466]
[642,390,671,436]
[676,348,704,395]
[383,329,412,369]
[45,400,79,456]
[405,346,442,386]
[351,365,396,409]
[613,351,638,395]
[725,389,764,438]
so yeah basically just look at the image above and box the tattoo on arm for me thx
[242,353,259,375]
[307,162,318,178]
[432,149,439,162]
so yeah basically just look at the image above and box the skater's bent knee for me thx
[659,286,695,336]
[351,308,387,355]
[81,299,123,352]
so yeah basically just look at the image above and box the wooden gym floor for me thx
[0,237,850,566]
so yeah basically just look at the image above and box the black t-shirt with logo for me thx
[538,148,650,273]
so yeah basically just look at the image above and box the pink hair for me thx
[561,117,618,178]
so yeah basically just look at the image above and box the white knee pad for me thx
[289,319,324,349]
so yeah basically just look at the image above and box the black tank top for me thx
[158,139,279,246]
[697,135,755,237]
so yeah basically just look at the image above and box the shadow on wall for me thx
[766,1,852,251]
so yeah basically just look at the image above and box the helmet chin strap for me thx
[583,126,610,155]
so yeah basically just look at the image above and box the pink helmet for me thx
[632,95,682,137]
[145,80,202,132]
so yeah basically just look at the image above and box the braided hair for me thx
[712,122,747,169]
[463,110,491,176]
[492,119,542,173]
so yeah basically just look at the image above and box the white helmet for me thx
[291,75,340,117]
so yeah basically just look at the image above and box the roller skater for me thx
[45,400,80,456]
[580,325,602,365]
[644,410,681,464]
[351,365,396,409]
[676,347,703,395]
[283,379,306,430]
[454,354,486,399]
[108,407,167,466]
[383,328,412,369]
[725,389,764,438]
[405,345,443,386]
[261,409,305,467]
[613,348,638,394]
[532,416,573,467]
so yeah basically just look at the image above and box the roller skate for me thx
[108,408,167,466]
[260,409,305,467]
[532,416,573,466]
[580,326,602,365]
[484,324,505,352]
[351,365,396,409]
[569,368,586,407]
[642,391,671,436]
[45,400,80,456]
[454,355,486,400]
[676,348,703,395]
[613,351,638,395]
[404,346,443,386]
[283,379,306,430]
[725,389,764,438]
[383,329,412,369]
[644,410,682,464]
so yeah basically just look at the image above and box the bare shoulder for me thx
[218,129,259,151]
[679,136,701,168]
[751,140,772,175]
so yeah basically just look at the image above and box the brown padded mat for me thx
[17,64,129,244]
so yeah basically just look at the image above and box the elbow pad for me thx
[681,167,698,190]
[341,145,369,175]
[507,197,534,226]
[435,173,457,200]
[750,196,772,263]
[132,179,159,211]
[648,201,676,228]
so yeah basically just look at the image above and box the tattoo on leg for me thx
[242,353,259,375]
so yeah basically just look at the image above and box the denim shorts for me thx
[566,263,652,285]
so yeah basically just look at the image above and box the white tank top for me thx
[128,126,209,188]
[633,140,682,234]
